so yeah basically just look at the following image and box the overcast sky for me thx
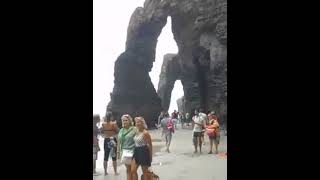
[93,0,183,117]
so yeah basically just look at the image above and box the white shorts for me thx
[121,149,134,165]
[121,156,132,165]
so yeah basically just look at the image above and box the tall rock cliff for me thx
[108,0,227,127]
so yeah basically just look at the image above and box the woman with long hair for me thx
[131,117,153,180]
[117,114,136,180]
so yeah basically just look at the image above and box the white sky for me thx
[93,0,183,117]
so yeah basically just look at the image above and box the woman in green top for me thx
[117,114,136,180]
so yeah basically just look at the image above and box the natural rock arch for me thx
[108,0,227,128]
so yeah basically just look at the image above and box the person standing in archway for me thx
[171,110,178,129]
[160,112,174,153]
[185,112,190,126]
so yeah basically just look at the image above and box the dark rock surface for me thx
[176,96,185,115]
[108,0,227,127]
[157,53,181,112]
[107,0,169,128]
[157,0,227,124]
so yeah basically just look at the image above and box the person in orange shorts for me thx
[206,112,220,154]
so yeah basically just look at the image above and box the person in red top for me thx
[206,112,220,154]
[171,110,178,119]
[171,110,178,129]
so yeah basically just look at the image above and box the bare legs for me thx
[125,164,132,180]
[131,159,138,180]
[193,136,202,153]
[103,161,108,175]
[131,159,151,180]
[112,160,119,175]
[213,137,220,154]
[214,142,219,154]
[165,132,172,153]
[199,136,202,153]
[208,138,213,154]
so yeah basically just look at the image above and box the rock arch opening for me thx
[107,0,227,128]
[170,80,184,113]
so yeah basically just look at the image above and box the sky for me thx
[93,0,183,117]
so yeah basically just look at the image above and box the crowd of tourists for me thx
[93,109,224,178]
[158,109,221,154]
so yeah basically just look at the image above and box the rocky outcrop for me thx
[171,0,227,126]
[156,0,227,124]
[157,53,181,111]
[108,0,227,127]
[176,96,185,115]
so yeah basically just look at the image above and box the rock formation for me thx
[157,53,180,111]
[176,96,185,114]
[108,0,227,127]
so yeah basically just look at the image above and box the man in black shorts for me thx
[192,109,206,153]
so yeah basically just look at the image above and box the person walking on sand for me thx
[192,109,206,153]
[160,112,174,153]
[171,110,178,129]
[117,114,136,180]
[186,112,191,126]
[131,117,153,180]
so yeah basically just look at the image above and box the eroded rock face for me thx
[108,0,227,127]
[157,53,180,111]
[157,0,227,124]
[176,96,185,115]
[107,0,169,128]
